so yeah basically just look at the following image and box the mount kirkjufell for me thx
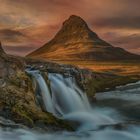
[28,15,140,61]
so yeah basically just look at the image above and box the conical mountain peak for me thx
[53,15,98,43]
[62,15,88,28]
[28,15,140,61]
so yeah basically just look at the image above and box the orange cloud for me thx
[0,0,139,55]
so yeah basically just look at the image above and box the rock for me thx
[0,71,72,131]
[0,52,73,131]
[0,42,5,54]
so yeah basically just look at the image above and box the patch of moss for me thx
[85,75,139,96]
[12,105,34,127]
[0,82,73,131]
[7,71,27,88]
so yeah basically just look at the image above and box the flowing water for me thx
[1,70,140,140]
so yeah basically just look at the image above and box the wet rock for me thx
[0,45,73,131]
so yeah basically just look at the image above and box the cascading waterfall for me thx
[26,69,120,131]
[48,73,91,115]
[26,70,55,114]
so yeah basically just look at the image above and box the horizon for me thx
[0,0,140,56]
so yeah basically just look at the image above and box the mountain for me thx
[28,15,140,61]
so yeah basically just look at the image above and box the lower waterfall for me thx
[13,69,140,140]
[48,73,90,116]
[27,70,120,131]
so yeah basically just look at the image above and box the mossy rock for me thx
[85,75,139,97]
[0,70,73,131]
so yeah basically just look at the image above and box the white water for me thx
[3,70,140,140]
[26,70,54,113]
[96,80,140,101]
[1,125,140,140]
[28,71,119,130]
[48,73,91,116]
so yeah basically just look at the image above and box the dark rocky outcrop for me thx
[0,44,72,131]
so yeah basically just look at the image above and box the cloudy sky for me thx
[0,0,140,56]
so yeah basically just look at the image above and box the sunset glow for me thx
[0,0,140,56]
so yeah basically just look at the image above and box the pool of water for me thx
[1,81,140,140]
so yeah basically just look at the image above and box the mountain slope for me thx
[28,15,140,61]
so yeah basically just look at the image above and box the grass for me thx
[54,60,140,76]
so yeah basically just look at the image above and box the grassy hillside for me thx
[52,60,140,76]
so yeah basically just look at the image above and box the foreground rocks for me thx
[0,53,73,131]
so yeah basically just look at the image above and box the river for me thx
[1,71,140,140]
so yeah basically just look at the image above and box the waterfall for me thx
[26,69,119,131]
[26,70,55,114]
[27,70,91,115]
[2,69,140,140]
[48,73,91,115]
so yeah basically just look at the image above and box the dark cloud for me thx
[0,15,15,25]
[0,29,27,43]
[0,29,25,37]
[4,45,38,56]
[101,32,140,54]
[93,17,140,30]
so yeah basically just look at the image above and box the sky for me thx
[0,0,140,56]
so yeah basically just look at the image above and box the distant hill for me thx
[28,15,140,61]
